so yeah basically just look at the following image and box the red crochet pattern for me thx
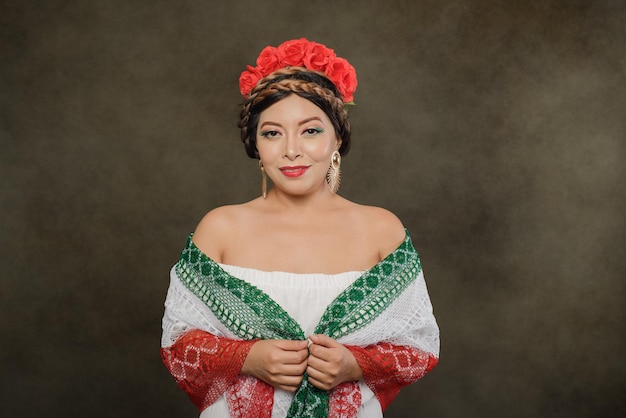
[329,381,361,417]
[160,329,260,412]
[162,331,437,416]
[226,375,274,418]
[347,342,439,411]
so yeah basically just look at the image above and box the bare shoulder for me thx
[192,203,254,262]
[356,204,407,259]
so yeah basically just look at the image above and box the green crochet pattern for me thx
[175,230,421,417]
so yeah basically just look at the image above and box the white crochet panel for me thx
[161,267,240,347]
[336,270,440,356]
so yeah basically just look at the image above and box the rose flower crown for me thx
[239,38,358,104]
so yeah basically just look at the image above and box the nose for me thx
[284,135,302,160]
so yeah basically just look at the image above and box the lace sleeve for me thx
[161,267,261,412]
[338,270,440,411]
[347,342,438,411]
[161,329,258,411]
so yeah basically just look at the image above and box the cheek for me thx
[303,140,337,161]
[256,140,280,160]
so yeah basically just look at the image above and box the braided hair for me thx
[239,67,351,159]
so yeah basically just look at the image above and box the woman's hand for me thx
[241,339,309,392]
[306,334,363,391]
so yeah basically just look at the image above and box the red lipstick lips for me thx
[279,165,310,178]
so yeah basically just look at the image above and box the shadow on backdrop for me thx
[1,1,624,417]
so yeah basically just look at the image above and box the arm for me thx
[161,329,257,411]
[347,342,438,411]
[161,266,256,411]
[306,335,437,411]
[161,270,268,411]
[307,265,439,411]
[162,331,309,409]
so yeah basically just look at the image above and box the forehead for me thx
[259,94,331,124]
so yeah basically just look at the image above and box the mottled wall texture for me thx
[1,0,624,417]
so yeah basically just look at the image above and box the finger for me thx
[306,369,332,391]
[308,342,334,362]
[281,348,310,364]
[306,353,324,371]
[306,365,321,381]
[279,362,308,376]
[309,334,340,348]
[307,355,339,379]
[275,339,309,351]
[276,375,305,392]
[278,382,302,392]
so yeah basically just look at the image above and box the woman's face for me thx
[256,94,341,198]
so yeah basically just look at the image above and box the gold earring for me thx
[259,160,267,199]
[326,151,341,193]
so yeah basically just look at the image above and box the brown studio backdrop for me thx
[1,1,624,417]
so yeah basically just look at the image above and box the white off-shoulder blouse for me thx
[198,264,383,418]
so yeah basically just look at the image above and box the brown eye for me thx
[303,128,324,136]
[260,130,279,138]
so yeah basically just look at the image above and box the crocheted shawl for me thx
[162,231,439,417]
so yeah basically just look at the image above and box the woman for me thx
[161,38,440,418]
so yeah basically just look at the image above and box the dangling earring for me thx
[326,150,341,193]
[259,160,267,199]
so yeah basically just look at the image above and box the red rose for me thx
[255,46,282,75]
[239,39,358,103]
[239,65,262,97]
[325,56,358,103]
[277,38,309,66]
[303,42,336,72]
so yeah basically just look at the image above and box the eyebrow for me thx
[259,117,324,129]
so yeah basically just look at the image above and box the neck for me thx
[264,186,341,212]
